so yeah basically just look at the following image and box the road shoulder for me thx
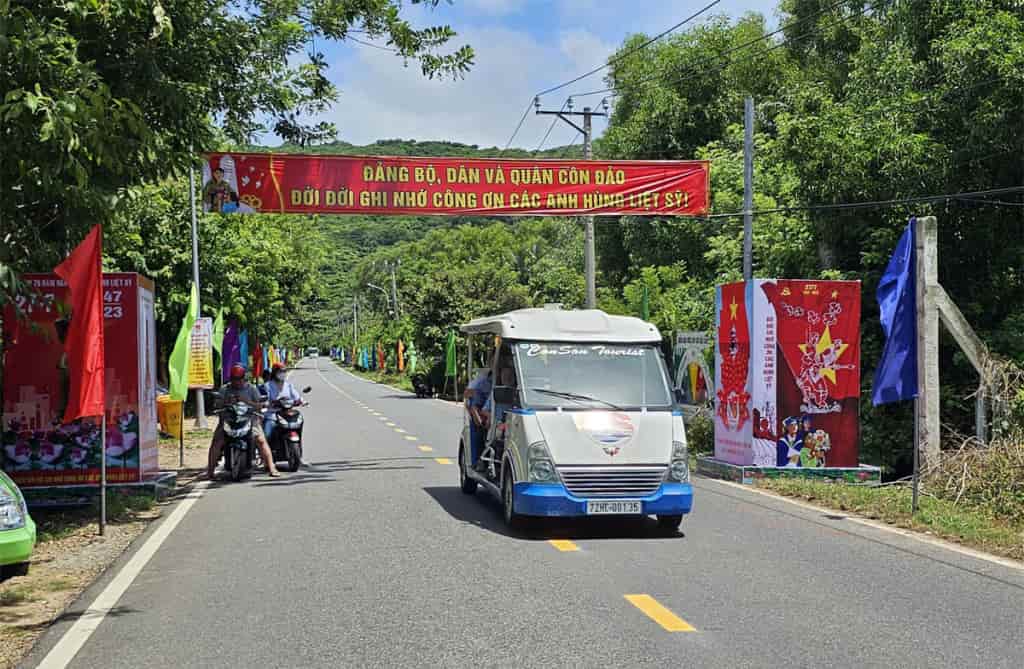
[697,476,1024,579]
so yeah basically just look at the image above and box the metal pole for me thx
[99,416,107,536]
[389,261,400,317]
[912,397,920,513]
[975,386,986,444]
[583,107,596,309]
[189,159,207,429]
[179,401,184,469]
[743,96,754,281]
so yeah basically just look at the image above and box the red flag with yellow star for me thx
[761,280,861,467]
[716,281,751,433]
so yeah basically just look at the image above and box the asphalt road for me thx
[23,358,1024,668]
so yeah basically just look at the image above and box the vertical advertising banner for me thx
[760,280,862,468]
[749,280,779,466]
[714,279,862,469]
[2,273,159,487]
[714,282,753,464]
[188,317,215,389]
[672,332,712,419]
[137,281,160,477]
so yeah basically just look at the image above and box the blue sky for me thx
[288,0,781,149]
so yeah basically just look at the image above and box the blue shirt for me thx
[264,380,303,419]
[467,373,492,409]
[483,397,506,424]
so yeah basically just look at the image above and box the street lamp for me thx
[366,283,394,316]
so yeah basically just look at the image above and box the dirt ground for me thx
[0,429,211,669]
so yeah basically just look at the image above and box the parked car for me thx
[0,470,35,578]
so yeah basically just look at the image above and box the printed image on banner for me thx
[760,280,861,468]
[749,280,779,467]
[201,153,709,217]
[714,282,753,465]
[188,317,215,390]
[1,274,159,487]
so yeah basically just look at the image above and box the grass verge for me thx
[339,364,415,393]
[756,478,1024,562]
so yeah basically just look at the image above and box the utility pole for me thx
[367,283,392,317]
[386,260,401,317]
[536,97,609,308]
[743,96,754,281]
[353,298,358,346]
[188,157,207,429]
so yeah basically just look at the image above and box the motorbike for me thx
[268,386,312,472]
[216,399,258,482]
[412,373,432,398]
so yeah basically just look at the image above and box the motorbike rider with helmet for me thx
[263,362,305,442]
[207,363,281,479]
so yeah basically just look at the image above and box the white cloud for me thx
[558,28,615,75]
[462,0,527,15]
[327,25,597,149]
[282,1,780,148]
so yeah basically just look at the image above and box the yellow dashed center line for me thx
[394,428,406,433]
[624,595,696,632]
[404,436,418,441]
[386,422,397,427]
[434,458,452,465]
[418,446,434,452]
[548,540,579,552]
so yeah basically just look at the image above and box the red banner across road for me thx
[201,153,709,217]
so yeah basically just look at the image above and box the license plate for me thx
[585,500,642,515]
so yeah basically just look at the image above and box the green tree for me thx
[1,0,473,274]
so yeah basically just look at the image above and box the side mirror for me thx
[493,385,516,406]
[302,386,312,393]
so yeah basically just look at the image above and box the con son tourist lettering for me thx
[524,344,644,357]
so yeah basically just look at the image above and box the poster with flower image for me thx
[1,273,159,487]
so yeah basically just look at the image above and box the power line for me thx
[534,100,568,155]
[502,2,722,154]
[559,131,582,158]
[536,0,723,98]
[572,0,883,99]
[347,36,399,53]
[501,101,535,156]
[702,185,1024,218]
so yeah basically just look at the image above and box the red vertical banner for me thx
[2,273,159,486]
[714,281,753,464]
[760,280,861,467]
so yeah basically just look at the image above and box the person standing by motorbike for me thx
[207,363,281,479]
[263,362,304,441]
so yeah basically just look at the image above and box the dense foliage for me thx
[0,0,472,299]
[326,1,1023,474]
[3,1,1022,475]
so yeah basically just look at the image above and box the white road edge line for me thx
[707,478,1024,572]
[37,482,210,669]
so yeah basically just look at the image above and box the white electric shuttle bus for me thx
[457,305,693,530]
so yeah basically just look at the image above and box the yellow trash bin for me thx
[157,395,183,439]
